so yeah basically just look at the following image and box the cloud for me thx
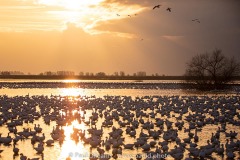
[101,0,168,7]
[0,0,240,75]
[0,0,146,34]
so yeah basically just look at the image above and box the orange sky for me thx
[0,0,239,75]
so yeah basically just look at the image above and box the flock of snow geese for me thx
[152,5,171,12]
[117,4,200,23]
[0,93,239,160]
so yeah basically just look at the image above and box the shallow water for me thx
[0,80,239,160]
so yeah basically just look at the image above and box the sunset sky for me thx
[0,0,239,75]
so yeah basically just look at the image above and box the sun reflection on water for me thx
[60,88,83,97]
[63,80,82,83]
[59,119,88,160]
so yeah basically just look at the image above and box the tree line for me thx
[1,48,240,90]
[1,71,163,77]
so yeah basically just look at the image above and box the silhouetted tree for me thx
[1,71,11,75]
[119,71,125,77]
[185,49,240,90]
[79,72,84,76]
[95,72,106,77]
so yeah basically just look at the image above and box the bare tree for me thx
[185,49,240,89]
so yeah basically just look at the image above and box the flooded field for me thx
[0,80,239,160]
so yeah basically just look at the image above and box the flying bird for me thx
[192,19,200,23]
[116,14,120,16]
[166,7,172,12]
[153,5,161,10]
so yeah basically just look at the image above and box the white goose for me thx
[34,143,44,154]
[13,144,19,155]
[141,143,151,151]
[124,144,134,150]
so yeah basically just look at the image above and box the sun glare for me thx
[59,120,88,160]
[60,88,83,97]
[0,0,146,33]
[36,0,111,31]
[37,0,104,10]
[63,80,81,83]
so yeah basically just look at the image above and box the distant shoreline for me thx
[1,75,240,81]
[0,75,186,80]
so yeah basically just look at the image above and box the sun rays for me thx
[36,0,105,10]
[0,0,145,34]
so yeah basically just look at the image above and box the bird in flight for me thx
[116,14,120,16]
[192,19,200,23]
[166,7,172,12]
[153,5,161,10]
